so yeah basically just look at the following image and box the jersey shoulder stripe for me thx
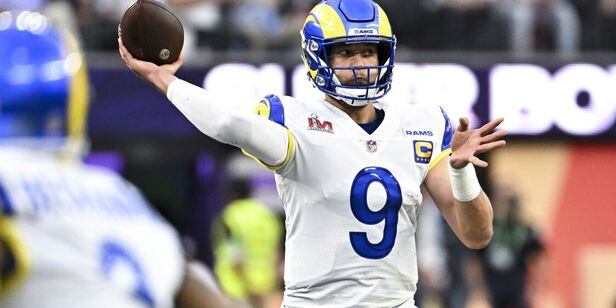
[256,94,285,127]
[427,106,454,170]
[243,94,296,171]
[439,106,453,151]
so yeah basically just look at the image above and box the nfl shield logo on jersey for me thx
[366,140,377,153]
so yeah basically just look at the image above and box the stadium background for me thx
[2,0,615,307]
[85,57,616,308]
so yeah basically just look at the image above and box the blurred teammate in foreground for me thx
[119,0,507,306]
[0,10,234,308]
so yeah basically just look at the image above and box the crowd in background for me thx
[2,0,616,55]
[0,1,601,307]
[415,182,545,308]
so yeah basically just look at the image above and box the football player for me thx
[0,10,235,308]
[119,0,507,306]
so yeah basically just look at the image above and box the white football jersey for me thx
[0,147,185,308]
[256,95,453,307]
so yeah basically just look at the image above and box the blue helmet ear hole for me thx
[308,39,320,52]
[303,49,320,70]
[303,38,325,71]
[316,76,326,87]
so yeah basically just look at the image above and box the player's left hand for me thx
[449,117,507,169]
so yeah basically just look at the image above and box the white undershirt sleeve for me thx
[166,79,290,166]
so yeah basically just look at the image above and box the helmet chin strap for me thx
[330,67,388,107]
[333,89,374,107]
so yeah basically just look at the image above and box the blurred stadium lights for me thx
[0,11,12,30]
[15,11,48,34]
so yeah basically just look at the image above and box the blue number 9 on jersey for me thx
[349,167,402,259]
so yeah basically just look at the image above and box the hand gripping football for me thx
[119,0,184,65]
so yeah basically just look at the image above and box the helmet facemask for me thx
[302,34,396,107]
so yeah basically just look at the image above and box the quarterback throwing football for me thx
[119,0,507,306]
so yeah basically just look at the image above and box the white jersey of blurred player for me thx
[0,146,185,308]
[252,94,452,307]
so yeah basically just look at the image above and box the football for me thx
[119,0,184,65]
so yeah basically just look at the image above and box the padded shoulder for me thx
[254,94,286,127]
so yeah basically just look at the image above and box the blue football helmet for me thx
[301,0,396,106]
[0,10,89,155]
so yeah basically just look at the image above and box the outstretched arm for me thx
[424,117,507,249]
[118,39,290,167]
